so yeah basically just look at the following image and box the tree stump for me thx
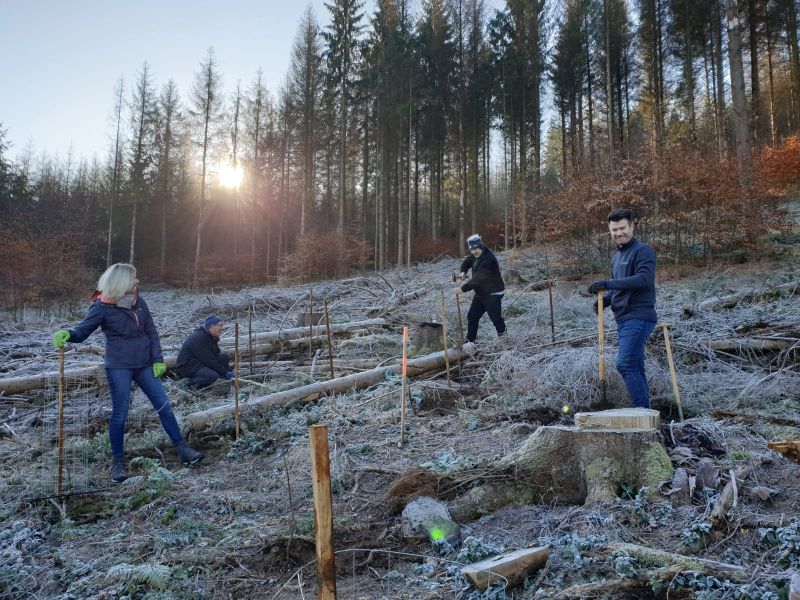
[413,322,444,351]
[296,312,325,327]
[449,424,673,521]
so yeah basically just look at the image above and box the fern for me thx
[106,562,171,590]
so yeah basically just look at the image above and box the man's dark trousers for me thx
[188,367,220,388]
[466,294,506,343]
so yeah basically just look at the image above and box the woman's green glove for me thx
[53,330,70,348]
[152,362,167,378]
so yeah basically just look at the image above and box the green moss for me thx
[585,457,618,481]
[641,442,674,489]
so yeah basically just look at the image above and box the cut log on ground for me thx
[186,348,468,428]
[713,410,800,428]
[604,543,746,580]
[768,440,800,464]
[0,320,387,395]
[706,338,795,351]
[697,280,800,311]
[448,422,674,521]
[462,546,549,592]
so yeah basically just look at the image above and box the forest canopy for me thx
[1,0,799,308]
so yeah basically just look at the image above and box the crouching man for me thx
[176,315,234,388]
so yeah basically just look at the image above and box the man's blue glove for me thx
[588,280,607,294]
[53,330,70,348]
[224,370,235,380]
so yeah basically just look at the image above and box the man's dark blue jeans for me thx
[615,319,656,409]
[106,366,183,456]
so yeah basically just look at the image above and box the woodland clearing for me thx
[1,233,799,600]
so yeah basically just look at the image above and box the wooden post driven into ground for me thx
[234,322,241,440]
[547,280,555,343]
[658,323,683,421]
[399,326,409,448]
[439,291,452,389]
[309,425,336,599]
[248,305,254,374]
[597,291,607,404]
[56,347,66,496]
[323,295,335,380]
[308,289,314,360]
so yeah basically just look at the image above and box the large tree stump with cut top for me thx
[447,409,672,521]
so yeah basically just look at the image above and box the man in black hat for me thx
[176,315,234,388]
[454,234,506,346]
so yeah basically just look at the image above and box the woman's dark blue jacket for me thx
[67,295,164,369]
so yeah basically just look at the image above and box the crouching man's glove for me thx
[587,280,607,294]
[152,362,167,378]
[53,330,70,348]
[225,370,235,380]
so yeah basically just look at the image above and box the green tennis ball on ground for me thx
[562,405,570,413]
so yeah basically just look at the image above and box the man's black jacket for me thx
[460,248,505,297]
[176,327,230,378]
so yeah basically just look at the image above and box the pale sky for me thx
[1,0,506,163]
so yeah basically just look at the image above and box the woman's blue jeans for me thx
[106,366,183,456]
[615,319,656,409]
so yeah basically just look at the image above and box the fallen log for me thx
[185,348,468,428]
[697,280,800,311]
[712,410,800,428]
[604,543,746,580]
[0,320,387,395]
[706,338,795,352]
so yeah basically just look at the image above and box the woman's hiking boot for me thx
[111,455,127,483]
[176,442,204,465]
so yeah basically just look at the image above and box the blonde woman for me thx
[53,263,203,482]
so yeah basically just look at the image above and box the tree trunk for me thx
[726,0,753,181]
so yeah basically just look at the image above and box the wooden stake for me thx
[452,275,465,346]
[234,322,241,440]
[547,280,555,343]
[308,288,314,359]
[439,291,452,389]
[597,291,607,404]
[309,425,337,599]
[658,323,684,421]
[56,346,66,496]
[399,326,409,447]
[323,295,335,380]
[248,304,254,375]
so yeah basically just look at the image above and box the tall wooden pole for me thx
[547,280,556,343]
[439,291,452,389]
[309,425,337,599]
[308,288,314,359]
[234,322,241,440]
[597,291,607,404]
[57,347,66,496]
[399,326,409,447]
[323,295,335,380]
[248,304,254,374]
[658,323,684,421]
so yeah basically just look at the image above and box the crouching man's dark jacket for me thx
[460,248,505,297]
[176,327,229,378]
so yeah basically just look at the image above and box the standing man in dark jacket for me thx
[588,208,657,409]
[176,315,234,388]
[454,234,507,346]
